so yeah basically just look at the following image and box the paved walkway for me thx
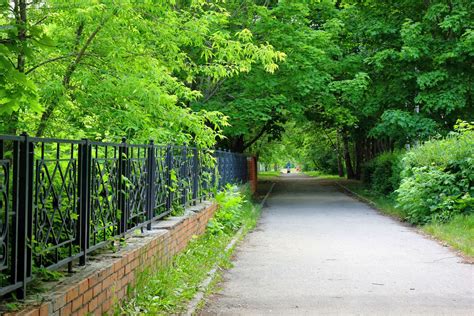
[202,174,474,315]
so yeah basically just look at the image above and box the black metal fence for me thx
[0,134,248,298]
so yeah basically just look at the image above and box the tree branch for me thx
[0,39,15,44]
[63,18,108,88]
[322,128,337,151]
[36,15,111,137]
[242,121,271,152]
[25,54,74,74]
[202,78,226,103]
[33,15,49,26]
[15,0,27,73]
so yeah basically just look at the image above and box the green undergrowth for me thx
[342,182,403,219]
[258,171,281,177]
[115,185,261,315]
[423,215,474,257]
[258,171,281,181]
[341,181,474,258]
[304,171,342,179]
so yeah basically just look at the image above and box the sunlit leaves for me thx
[1,0,285,146]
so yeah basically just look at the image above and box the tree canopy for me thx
[1,0,473,173]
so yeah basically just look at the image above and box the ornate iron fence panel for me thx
[169,146,194,211]
[151,145,169,220]
[0,134,250,299]
[0,137,25,297]
[0,159,9,273]
[126,144,149,231]
[198,149,213,202]
[89,143,120,252]
[31,139,81,271]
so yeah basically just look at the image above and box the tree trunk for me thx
[7,0,28,135]
[36,19,107,137]
[235,135,246,153]
[336,135,344,177]
[354,138,364,180]
[343,134,356,179]
[337,155,344,177]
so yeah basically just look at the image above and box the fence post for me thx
[244,155,249,182]
[118,137,128,235]
[216,149,222,191]
[165,145,173,214]
[181,147,187,207]
[224,150,230,186]
[228,150,232,185]
[78,139,91,265]
[146,140,156,230]
[16,132,33,299]
[192,147,199,205]
[9,139,18,296]
[231,151,236,183]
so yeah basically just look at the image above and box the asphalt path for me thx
[202,174,474,315]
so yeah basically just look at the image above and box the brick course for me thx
[8,202,218,316]
[247,156,258,194]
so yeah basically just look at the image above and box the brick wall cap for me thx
[10,202,218,316]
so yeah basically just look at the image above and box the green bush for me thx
[207,185,247,235]
[400,123,474,177]
[362,150,404,195]
[396,126,474,225]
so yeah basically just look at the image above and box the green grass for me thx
[423,214,474,257]
[116,187,261,315]
[258,171,281,181]
[342,182,403,219]
[304,171,342,179]
[258,171,281,176]
[340,181,474,258]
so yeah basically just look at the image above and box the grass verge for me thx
[339,181,474,259]
[341,181,403,219]
[258,171,281,181]
[258,171,281,177]
[115,185,261,315]
[423,215,474,257]
[304,171,342,180]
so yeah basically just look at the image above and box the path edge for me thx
[336,181,473,264]
[185,182,276,315]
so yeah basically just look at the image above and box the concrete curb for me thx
[336,181,474,264]
[335,182,379,208]
[184,182,276,316]
[184,227,245,316]
[335,181,408,224]
[260,182,276,208]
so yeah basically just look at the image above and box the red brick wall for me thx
[10,202,218,316]
[247,156,258,194]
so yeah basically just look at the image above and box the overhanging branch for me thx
[242,121,271,152]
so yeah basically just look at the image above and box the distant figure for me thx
[285,162,291,174]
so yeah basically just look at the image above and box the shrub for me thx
[207,185,246,235]
[397,166,459,224]
[400,126,474,178]
[362,150,404,195]
[396,125,474,225]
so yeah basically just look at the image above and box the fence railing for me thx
[0,134,249,298]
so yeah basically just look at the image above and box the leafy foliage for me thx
[397,125,474,224]
[208,185,246,235]
[362,150,404,196]
[1,0,284,147]
[2,0,474,229]
[118,185,259,315]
